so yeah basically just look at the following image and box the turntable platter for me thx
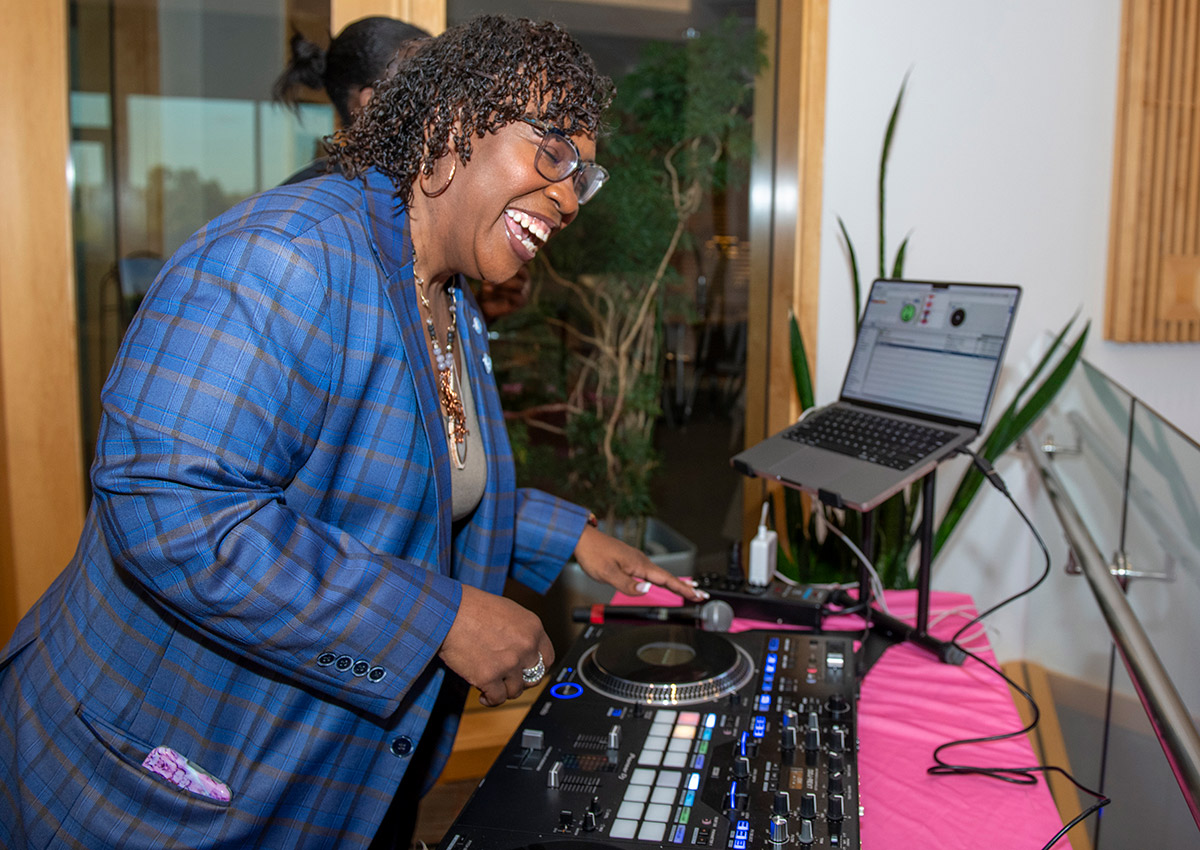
[578,625,755,705]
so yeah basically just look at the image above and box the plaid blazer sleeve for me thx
[91,219,459,720]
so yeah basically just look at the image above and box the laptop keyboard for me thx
[783,407,956,470]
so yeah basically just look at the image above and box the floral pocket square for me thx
[142,745,232,802]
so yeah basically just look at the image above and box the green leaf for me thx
[932,320,1090,557]
[836,216,862,329]
[878,73,909,279]
[891,234,910,280]
[789,312,816,411]
[980,321,1090,464]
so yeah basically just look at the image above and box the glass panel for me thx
[69,0,333,468]
[1028,359,1200,848]
[1027,360,1134,563]
[446,1,759,649]
[1124,400,1200,716]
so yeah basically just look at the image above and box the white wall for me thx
[820,0,1199,677]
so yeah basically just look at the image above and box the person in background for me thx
[273,16,431,185]
[0,15,705,850]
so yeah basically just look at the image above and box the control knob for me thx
[768,814,789,846]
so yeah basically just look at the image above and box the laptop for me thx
[731,278,1021,511]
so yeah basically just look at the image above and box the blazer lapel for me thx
[362,170,453,575]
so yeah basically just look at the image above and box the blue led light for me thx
[684,790,696,806]
[768,637,780,651]
[752,716,767,737]
[688,772,701,791]
[672,825,685,843]
[549,682,583,699]
[705,713,717,728]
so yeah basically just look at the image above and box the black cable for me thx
[927,448,1110,849]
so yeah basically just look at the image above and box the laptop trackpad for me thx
[770,450,848,484]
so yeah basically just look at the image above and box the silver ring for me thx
[521,652,545,685]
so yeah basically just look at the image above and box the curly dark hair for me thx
[326,15,613,205]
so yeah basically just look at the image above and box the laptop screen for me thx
[839,279,1021,428]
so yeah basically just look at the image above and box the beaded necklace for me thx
[416,276,469,469]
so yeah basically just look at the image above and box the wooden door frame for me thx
[1,1,87,641]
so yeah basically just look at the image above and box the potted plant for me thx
[782,77,1088,589]
[498,17,765,550]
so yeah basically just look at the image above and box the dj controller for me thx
[437,623,860,849]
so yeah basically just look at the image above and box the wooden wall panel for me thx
[1107,0,1200,342]
[332,0,445,35]
[742,0,828,539]
[0,0,87,641]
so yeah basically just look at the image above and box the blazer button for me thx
[335,655,353,672]
[316,652,337,667]
[391,736,413,757]
[367,667,387,683]
[352,660,370,677]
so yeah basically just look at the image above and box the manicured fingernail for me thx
[695,589,711,600]
[635,581,652,594]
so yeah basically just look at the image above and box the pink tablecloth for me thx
[610,586,1068,849]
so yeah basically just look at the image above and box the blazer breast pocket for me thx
[74,704,234,808]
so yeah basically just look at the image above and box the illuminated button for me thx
[651,786,676,805]
[705,713,717,728]
[678,711,701,725]
[638,749,662,766]
[678,805,691,822]
[768,637,780,651]
[638,822,667,842]
[691,754,705,769]
[631,768,656,786]
[656,710,678,723]
[645,803,673,823]
[644,734,669,752]
[757,695,772,711]
[752,717,767,737]
[656,770,683,789]
[672,825,686,843]
[662,752,688,768]
[624,784,651,803]
[609,819,638,840]
[687,772,701,791]
[683,791,696,806]
[549,682,583,699]
[667,738,691,754]
[616,801,644,821]
[700,728,713,741]
[649,722,673,739]
[671,725,696,739]
[697,741,709,755]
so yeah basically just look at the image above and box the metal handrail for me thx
[1024,435,1200,832]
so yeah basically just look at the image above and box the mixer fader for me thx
[437,623,860,849]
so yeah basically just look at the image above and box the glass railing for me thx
[1027,359,1200,847]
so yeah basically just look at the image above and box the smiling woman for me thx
[0,13,708,850]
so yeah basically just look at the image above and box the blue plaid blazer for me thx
[0,169,589,848]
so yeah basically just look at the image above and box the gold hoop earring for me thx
[420,159,457,198]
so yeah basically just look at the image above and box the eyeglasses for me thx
[519,117,609,205]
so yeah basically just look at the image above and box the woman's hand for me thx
[439,585,554,707]
[572,524,709,603]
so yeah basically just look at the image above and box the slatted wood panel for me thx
[1107,0,1200,341]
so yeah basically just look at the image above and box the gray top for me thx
[451,360,486,521]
